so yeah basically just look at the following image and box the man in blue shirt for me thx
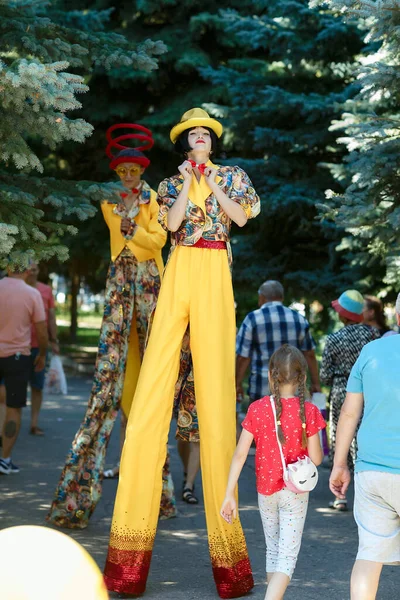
[236,280,320,402]
[330,293,400,600]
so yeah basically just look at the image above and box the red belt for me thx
[192,238,227,250]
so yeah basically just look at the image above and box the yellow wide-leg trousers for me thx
[104,246,254,598]
[120,314,141,419]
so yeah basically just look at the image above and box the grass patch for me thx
[58,325,100,348]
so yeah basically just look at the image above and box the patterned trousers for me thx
[47,251,176,529]
[258,490,309,578]
[329,382,357,470]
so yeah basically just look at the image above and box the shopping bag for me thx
[312,393,329,456]
[44,355,68,395]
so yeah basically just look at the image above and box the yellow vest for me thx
[101,189,166,277]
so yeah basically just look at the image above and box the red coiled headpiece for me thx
[106,123,154,170]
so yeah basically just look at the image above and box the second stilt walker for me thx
[47,124,176,528]
[104,108,261,598]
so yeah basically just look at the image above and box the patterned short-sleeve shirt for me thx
[242,396,326,495]
[320,324,380,386]
[157,164,260,247]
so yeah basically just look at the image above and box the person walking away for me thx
[0,264,48,474]
[320,290,380,511]
[221,345,325,599]
[236,280,320,405]
[25,261,59,436]
[0,269,8,446]
[330,292,400,600]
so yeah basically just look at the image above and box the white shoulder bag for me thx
[270,395,318,494]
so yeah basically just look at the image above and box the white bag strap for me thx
[270,395,288,480]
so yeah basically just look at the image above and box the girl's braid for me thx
[298,376,308,449]
[272,369,285,445]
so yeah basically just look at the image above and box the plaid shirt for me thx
[236,301,316,400]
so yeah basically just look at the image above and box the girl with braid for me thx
[221,345,325,600]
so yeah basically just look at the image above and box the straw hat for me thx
[170,108,223,143]
[331,290,364,323]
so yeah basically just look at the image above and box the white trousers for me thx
[258,489,309,578]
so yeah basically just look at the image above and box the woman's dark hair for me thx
[174,126,218,157]
[364,295,389,332]
[116,148,146,161]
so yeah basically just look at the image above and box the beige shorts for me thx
[355,471,400,564]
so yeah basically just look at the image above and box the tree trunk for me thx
[69,263,80,343]
[304,301,311,322]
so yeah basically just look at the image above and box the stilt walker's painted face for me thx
[106,124,152,194]
[187,127,212,156]
[114,162,144,191]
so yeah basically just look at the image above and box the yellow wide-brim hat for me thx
[170,107,223,143]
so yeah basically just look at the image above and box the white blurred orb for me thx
[0,525,108,599]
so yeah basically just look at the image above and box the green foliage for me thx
[314,0,400,294]
[48,0,367,305]
[0,0,166,268]
[59,326,101,348]
[200,0,365,302]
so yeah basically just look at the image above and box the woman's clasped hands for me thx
[178,160,218,187]
[178,160,193,181]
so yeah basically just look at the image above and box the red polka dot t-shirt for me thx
[242,396,326,495]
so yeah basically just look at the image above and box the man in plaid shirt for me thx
[236,280,321,403]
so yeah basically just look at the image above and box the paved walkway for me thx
[1,375,397,599]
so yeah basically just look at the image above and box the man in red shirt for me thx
[25,263,59,436]
[0,265,48,474]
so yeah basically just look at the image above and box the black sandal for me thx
[182,487,199,504]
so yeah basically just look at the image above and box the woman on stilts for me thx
[104,108,261,598]
[47,124,176,528]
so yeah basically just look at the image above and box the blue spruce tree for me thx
[314,0,400,293]
[200,0,365,305]
[0,0,166,266]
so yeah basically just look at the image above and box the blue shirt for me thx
[347,334,400,474]
[236,302,315,399]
